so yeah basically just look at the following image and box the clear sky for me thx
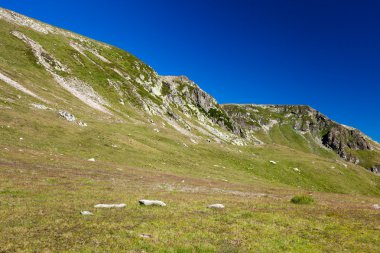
[1,0,379,141]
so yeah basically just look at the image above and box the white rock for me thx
[153,128,160,133]
[140,234,152,238]
[58,110,76,122]
[80,211,93,215]
[269,160,277,165]
[139,199,166,207]
[94,204,126,208]
[293,168,300,172]
[31,103,49,110]
[373,204,380,210]
[208,204,225,209]
[88,158,96,162]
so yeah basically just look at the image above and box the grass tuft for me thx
[290,195,315,205]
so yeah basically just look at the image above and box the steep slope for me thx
[0,8,247,146]
[0,6,379,194]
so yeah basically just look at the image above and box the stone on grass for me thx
[78,121,87,127]
[58,110,76,122]
[140,234,153,239]
[80,211,93,215]
[88,158,96,162]
[94,204,126,208]
[139,199,166,207]
[31,103,49,110]
[373,204,380,210]
[208,204,225,209]
[269,160,277,165]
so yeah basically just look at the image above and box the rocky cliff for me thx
[222,104,380,168]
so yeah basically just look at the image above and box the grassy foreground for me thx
[0,153,379,252]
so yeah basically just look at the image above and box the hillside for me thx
[0,7,379,252]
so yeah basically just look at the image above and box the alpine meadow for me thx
[0,7,379,253]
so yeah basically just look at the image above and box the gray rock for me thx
[94,204,126,208]
[139,234,153,239]
[208,204,225,209]
[369,165,380,174]
[139,199,166,207]
[58,110,76,122]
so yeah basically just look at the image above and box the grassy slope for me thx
[0,13,380,252]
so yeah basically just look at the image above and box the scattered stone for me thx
[94,204,126,208]
[369,165,380,174]
[19,137,23,141]
[153,128,160,133]
[58,110,76,122]
[31,103,49,110]
[190,138,198,144]
[88,158,96,162]
[293,168,300,172]
[269,160,277,165]
[373,204,380,210]
[208,204,225,209]
[80,211,93,215]
[139,199,166,207]
[78,121,87,127]
[140,234,152,239]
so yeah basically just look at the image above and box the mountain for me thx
[223,104,380,168]
[0,7,380,252]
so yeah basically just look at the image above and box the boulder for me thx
[139,199,166,207]
[208,204,225,209]
[369,165,380,174]
[58,110,76,122]
[94,204,126,208]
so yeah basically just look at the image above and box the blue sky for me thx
[1,0,379,141]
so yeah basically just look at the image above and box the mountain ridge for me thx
[0,6,379,174]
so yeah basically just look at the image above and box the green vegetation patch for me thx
[290,195,315,205]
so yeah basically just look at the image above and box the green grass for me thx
[291,195,315,205]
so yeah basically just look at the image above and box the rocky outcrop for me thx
[370,165,380,174]
[222,104,375,164]
[159,76,244,137]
